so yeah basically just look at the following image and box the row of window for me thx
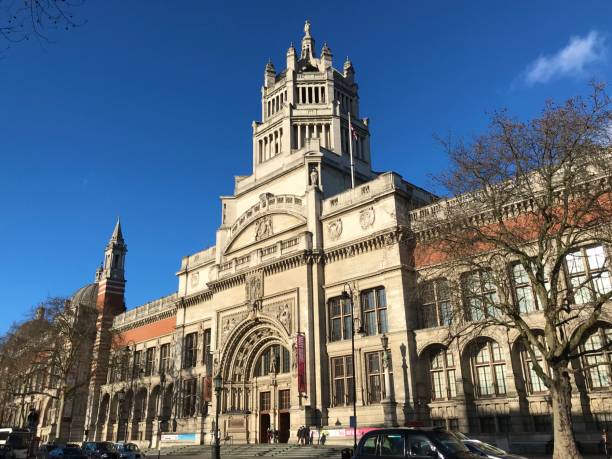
[109,329,211,383]
[265,90,287,118]
[426,326,612,403]
[331,350,391,407]
[419,244,611,329]
[328,287,388,342]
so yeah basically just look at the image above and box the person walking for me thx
[603,428,610,459]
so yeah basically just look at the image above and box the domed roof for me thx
[70,283,98,307]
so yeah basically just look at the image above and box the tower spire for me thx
[110,217,123,242]
[102,218,127,282]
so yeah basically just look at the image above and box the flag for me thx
[349,120,358,140]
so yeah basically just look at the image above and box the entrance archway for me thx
[219,317,294,444]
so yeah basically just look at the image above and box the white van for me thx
[0,428,32,459]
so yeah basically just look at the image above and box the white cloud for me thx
[524,31,607,85]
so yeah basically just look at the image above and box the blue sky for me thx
[1,1,611,333]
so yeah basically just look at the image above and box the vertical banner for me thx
[297,333,306,393]
[203,375,212,402]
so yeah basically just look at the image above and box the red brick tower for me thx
[85,219,127,440]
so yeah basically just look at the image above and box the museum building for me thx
[21,22,612,451]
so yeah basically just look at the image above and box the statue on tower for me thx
[304,20,311,37]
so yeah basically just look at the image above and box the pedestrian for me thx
[297,426,303,445]
[320,431,327,446]
[603,428,610,459]
[309,429,314,446]
[305,426,310,445]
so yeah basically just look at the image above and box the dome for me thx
[70,283,98,307]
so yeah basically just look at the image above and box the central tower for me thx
[251,21,372,183]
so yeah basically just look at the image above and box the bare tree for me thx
[0,297,119,437]
[415,83,612,458]
[0,0,83,49]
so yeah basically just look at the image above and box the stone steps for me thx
[143,444,342,457]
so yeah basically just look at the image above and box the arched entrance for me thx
[219,317,295,444]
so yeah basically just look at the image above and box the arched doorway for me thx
[219,318,294,444]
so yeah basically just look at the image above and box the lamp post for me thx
[340,284,363,451]
[211,373,223,459]
[380,334,392,402]
[157,370,166,459]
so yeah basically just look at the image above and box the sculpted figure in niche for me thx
[309,165,319,188]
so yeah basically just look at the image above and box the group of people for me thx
[296,426,327,446]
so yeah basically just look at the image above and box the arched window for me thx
[254,344,290,377]
[470,340,507,397]
[519,339,547,394]
[582,326,612,389]
[429,347,457,400]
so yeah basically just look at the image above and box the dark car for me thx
[81,443,119,459]
[463,440,527,459]
[48,447,87,459]
[114,443,145,459]
[350,427,480,458]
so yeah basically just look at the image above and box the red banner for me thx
[203,375,212,401]
[297,333,306,393]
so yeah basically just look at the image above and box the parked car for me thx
[37,443,60,459]
[114,443,145,459]
[462,440,527,459]
[48,447,87,459]
[349,427,480,458]
[0,429,32,459]
[81,443,119,459]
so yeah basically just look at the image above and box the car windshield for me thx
[97,444,115,452]
[7,434,30,449]
[429,431,470,453]
[469,441,506,455]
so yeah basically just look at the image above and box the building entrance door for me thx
[260,413,270,443]
[278,412,290,443]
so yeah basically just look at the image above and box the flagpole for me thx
[348,111,355,189]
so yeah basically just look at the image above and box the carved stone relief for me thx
[245,270,264,304]
[359,207,375,229]
[190,271,199,287]
[327,219,342,241]
[255,215,273,241]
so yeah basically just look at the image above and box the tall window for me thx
[183,333,198,369]
[203,329,212,372]
[566,245,611,304]
[159,344,170,374]
[328,296,352,342]
[145,348,155,376]
[512,263,538,313]
[182,379,197,417]
[429,348,457,400]
[582,327,612,389]
[254,345,290,377]
[519,339,547,394]
[132,351,143,379]
[279,389,290,410]
[420,279,452,328]
[361,287,388,336]
[462,270,499,321]
[331,356,354,406]
[365,351,391,403]
[471,340,507,397]
[260,392,271,411]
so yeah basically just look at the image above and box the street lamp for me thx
[157,370,166,459]
[340,284,364,451]
[212,373,223,459]
[380,334,392,402]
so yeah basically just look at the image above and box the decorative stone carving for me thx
[260,298,294,334]
[255,215,273,241]
[327,219,342,241]
[245,270,264,304]
[219,310,250,348]
[359,207,375,229]
[190,271,199,287]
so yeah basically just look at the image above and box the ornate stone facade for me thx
[15,22,610,454]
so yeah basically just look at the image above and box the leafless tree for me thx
[0,0,83,49]
[415,83,612,459]
[0,296,119,436]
